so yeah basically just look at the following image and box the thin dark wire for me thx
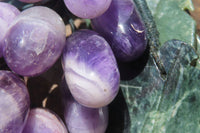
[133,0,167,79]
[69,19,77,33]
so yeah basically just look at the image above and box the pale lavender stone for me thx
[0,70,30,133]
[0,2,20,57]
[62,29,120,108]
[3,6,66,76]
[22,108,68,133]
[13,6,66,34]
[63,0,112,19]
[62,84,108,133]
[92,0,147,62]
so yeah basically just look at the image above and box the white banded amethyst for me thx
[62,29,120,108]
[3,6,66,76]
[22,108,68,133]
[62,83,108,133]
[0,70,30,133]
[0,2,20,57]
[92,0,147,62]
[63,0,112,19]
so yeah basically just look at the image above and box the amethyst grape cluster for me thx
[0,0,147,132]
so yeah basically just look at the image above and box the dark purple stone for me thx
[0,70,30,133]
[91,0,147,62]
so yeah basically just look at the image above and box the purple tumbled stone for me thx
[91,0,147,62]
[62,83,108,133]
[3,6,66,76]
[0,70,30,133]
[22,108,68,133]
[63,0,112,19]
[0,2,20,57]
[62,29,120,108]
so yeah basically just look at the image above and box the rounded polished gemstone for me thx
[62,86,108,133]
[92,0,147,62]
[3,6,66,76]
[0,2,20,57]
[22,108,68,133]
[63,0,112,19]
[0,70,30,133]
[62,29,120,108]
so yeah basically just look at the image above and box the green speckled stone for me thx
[120,40,200,133]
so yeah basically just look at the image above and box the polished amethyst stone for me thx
[0,70,30,133]
[63,0,112,19]
[0,2,20,57]
[62,84,108,133]
[3,6,66,76]
[62,29,120,108]
[92,0,147,62]
[22,108,68,133]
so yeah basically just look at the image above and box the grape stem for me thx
[69,19,77,33]
[133,0,167,79]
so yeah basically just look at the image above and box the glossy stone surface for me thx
[92,0,147,62]
[120,40,199,133]
[0,70,30,133]
[3,6,66,76]
[62,29,120,108]
[0,2,20,57]
[22,108,68,133]
[63,0,112,19]
[62,84,108,133]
